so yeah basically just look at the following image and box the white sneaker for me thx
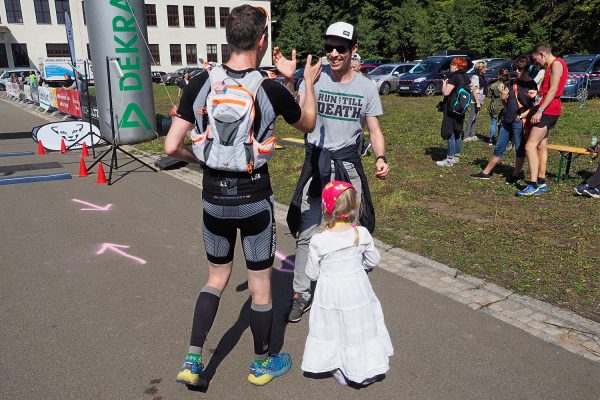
[436,158,454,167]
[452,157,460,164]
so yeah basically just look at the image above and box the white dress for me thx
[301,226,393,383]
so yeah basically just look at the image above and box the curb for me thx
[2,93,599,363]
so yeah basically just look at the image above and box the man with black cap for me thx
[274,21,389,323]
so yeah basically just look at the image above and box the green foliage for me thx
[272,0,600,61]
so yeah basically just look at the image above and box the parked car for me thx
[151,71,166,83]
[173,67,204,86]
[294,65,332,92]
[359,65,378,75]
[467,58,513,80]
[162,67,202,85]
[561,54,600,100]
[361,58,391,66]
[368,63,415,95]
[396,55,473,96]
[0,67,39,90]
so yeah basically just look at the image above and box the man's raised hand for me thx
[303,54,322,86]
[273,47,297,80]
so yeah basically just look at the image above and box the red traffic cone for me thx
[81,142,89,158]
[96,164,108,184]
[60,138,67,153]
[37,140,46,155]
[78,158,88,177]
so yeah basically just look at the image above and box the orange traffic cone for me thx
[60,138,67,153]
[81,142,89,158]
[96,164,108,184]
[37,140,46,155]
[78,158,88,177]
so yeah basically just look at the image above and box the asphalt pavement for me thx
[0,99,598,400]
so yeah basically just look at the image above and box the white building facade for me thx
[0,0,271,74]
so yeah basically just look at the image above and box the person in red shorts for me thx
[516,43,568,196]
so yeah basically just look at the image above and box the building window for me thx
[206,44,217,63]
[46,43,70,57]
[0,44,8,68]
[82,1,86,24]
[170,44,181,65]
[186,44,197,65]
[145,4,157,26]
[34,0,51,24]
[55,0,71,24]
[183,6,194,27]
[5,0,23,23]
[221,44,230,63]
[219,7,229,28]
[167,5,179,27]
[149,44,160,65]
[204,7,215,28]
[11,43,29,67]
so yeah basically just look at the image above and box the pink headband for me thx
[321,180,355,216]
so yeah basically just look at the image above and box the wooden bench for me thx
[546,144,591,183]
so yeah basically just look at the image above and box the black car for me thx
[396,55,473,96]
[173,68,204,86]
[151,71,166,83]
[163,67,203,85]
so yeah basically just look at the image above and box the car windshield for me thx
[565,58,593,73]
[409,61,439,74]
[370,66,394,75]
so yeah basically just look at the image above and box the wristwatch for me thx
[376,155,387,164]
[538,107,545,113]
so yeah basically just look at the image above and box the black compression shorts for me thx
[202,196,276,270]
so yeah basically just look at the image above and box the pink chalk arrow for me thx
[96,243,147,265]
[72,199,112,211]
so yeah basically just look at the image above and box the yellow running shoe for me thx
[247,353,292,386]
[176,358,205,387]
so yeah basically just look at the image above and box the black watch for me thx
[376,155,387,164]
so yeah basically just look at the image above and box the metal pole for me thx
[84,60,96,158]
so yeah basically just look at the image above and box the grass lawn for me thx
[138,83,600,322]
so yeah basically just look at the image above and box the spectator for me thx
[574,141,600,198]
[28,72,37,87]
[9,73,17,83]
[464,61,488,142]
[20,72,27,85]
[62,73,75,89]
[471,56,537,183]
[486,67,510,145]
[275,21,389,323]
[178,71,190,96]
[351,59,360,73]
[516,43,568,196]
[436,57,470,167]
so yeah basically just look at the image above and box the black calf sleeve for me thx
[250,303,273,357]
[189,286,221,348]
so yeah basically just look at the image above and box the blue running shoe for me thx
[536,183,549,194]
[248,353,292,385]
[176,357,206,387]
[516,184,541,196]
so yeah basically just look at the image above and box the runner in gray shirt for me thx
[274,21,389,322]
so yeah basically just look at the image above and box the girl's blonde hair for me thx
[321,187,360,245]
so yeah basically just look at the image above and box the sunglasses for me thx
[324,43,350,54]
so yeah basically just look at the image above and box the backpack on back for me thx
[447,74,471,117]
[191,66,277,173]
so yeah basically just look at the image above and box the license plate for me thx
[399,86,409,90]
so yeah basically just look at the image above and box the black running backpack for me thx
[448,74,471,117]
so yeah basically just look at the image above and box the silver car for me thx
[368,63,415,95]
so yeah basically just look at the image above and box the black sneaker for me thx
[505,173,524,185]
[470,172,491,180]
[288,292,311,323]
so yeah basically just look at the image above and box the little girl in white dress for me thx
[301,180,393,386]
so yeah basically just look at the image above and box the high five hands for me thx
[273,47,322,89]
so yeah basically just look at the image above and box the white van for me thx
[0,67,39,90]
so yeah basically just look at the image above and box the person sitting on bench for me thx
[574,142,600,198]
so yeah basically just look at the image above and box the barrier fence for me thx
[3,82,94,120]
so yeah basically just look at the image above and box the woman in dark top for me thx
[437,57,470,168]
[471,56,538,183]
